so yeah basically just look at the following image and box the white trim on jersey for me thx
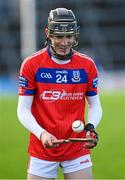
[51,56,71,64]
[74,51,94,62]
[86,94,102,128]
[20,48,47,75]
[17,96,44,139]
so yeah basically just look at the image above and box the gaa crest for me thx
[71,70,81,82]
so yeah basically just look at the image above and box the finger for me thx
[44,142,53,148]
[45,142,59,148]
[84,145,94,149]
[84,142,96,149]
[48,138,54,146]
[43,137,53,147]
[45,137,59,148]
[90,132,97,139]
[86,131,91,136]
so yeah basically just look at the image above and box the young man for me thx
[17,8,102,180]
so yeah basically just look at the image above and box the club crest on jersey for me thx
[71,70,81,82]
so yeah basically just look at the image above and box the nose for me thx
[60,37,68,46]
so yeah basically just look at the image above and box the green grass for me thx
[92,91,125,179]
[0,92,125,179]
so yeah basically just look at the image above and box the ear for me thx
[45,28,49,37]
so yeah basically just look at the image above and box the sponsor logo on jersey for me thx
[40,89,84,103]
[19,76,28,87]
[92,77,98,88]
[71,70,81,82]
[40,73,52,79]
[55,70,68,74]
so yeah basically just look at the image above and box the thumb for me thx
[86,131,91,137]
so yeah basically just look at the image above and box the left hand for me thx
[84,123,98,149]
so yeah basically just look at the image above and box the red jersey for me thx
[18,47,98,161]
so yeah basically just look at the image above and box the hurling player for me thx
[17,8,102,180]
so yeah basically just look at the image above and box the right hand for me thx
[40,130,59,148]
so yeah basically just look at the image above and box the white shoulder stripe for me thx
[74,51,94,62]
[24,48,46,61]
[20,48,46,75]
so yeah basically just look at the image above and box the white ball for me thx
[72,120,84,133]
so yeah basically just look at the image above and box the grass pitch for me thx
[0,91,125,179]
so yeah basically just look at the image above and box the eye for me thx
[55,35,64,39]
[65,35,73,38]
[55,35,73,39]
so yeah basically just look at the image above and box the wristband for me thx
[84,123,95,132]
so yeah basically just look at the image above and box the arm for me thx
[17,95,58,148]
[84,94,102,148]
[86,94,102,128]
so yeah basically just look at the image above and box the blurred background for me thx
[0,0,125,179]
[0,0,125,94]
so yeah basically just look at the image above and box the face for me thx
[50,35,75,55]
[46,29,75,56]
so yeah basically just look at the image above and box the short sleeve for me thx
[85,61,98,96]
[18,59,37,95]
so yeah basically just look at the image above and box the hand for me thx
[84,123,98,149]
[40,130,59,148]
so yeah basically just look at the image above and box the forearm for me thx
[86,95,103,128]
[17,96,45,139]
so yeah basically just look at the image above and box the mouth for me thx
[58,46,70,52]
[59,48,66,52]
[58,48,68,55]
[51,45,71,56]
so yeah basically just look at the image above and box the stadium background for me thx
[0,0,124,179]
